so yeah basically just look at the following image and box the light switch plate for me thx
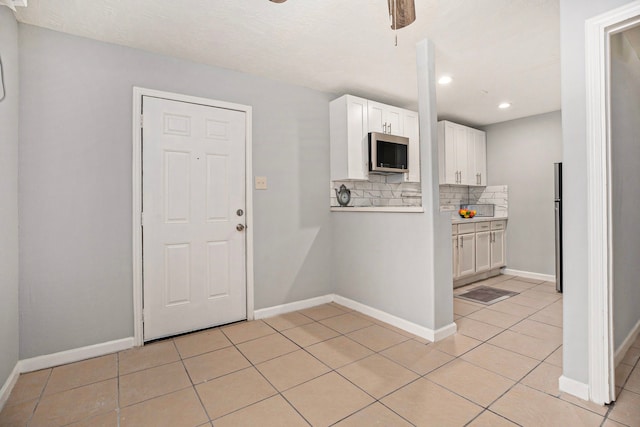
[255,176,267,190]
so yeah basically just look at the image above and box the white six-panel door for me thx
[142,96,246,341]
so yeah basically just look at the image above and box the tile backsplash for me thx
[439,184,508,217]
[331,175,422,207]
[439,185,469,209]
[470,185,508,217]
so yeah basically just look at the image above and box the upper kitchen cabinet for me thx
[468,128,487,186]
[438,120,487,186]
[367,101,403,136]
[330,95,420,183]
[330,95,369,181]
[402,110,420,183]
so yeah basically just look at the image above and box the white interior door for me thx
[142,96,246,341]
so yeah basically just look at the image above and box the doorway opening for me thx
[585,1,640,405]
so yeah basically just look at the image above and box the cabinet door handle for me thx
[388,123,392,134]
[383,123,387,133]
[460,237,463,248]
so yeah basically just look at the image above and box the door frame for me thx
[131,87,254,346]
[585,0,640,405]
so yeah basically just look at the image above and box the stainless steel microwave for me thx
[368,132,409,174]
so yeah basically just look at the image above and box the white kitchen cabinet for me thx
[490,229,506,269]
[439,121,467,185]
[330,94,420,182]
[452,236,458,279]
[452,219,507,287]
[330,95,369,181]
[438,120,486,186]
[368,101,403,136]
[468,128,487,186]
[402,110,420,183]
[475,231,491,273]
[457,233,476,277]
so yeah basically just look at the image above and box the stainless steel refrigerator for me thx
[554,163,563,293]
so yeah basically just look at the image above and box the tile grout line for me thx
[217,320,314,425]
[116,351,120,427]
[6,276,616,426]
[25,367,53,426]
[173,337,213,425]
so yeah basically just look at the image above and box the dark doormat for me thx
[456,286,518,305]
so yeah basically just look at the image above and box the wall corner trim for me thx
[0,362,21,412]
[502,269,555,283]
[332,295,456,342]
[254,294,456,342]
[558,375,590,401]
[19,337,134,374]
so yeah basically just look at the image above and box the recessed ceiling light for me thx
[498,102,511,109]
[438,76,453,85]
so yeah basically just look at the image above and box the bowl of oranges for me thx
[459,208,477,219]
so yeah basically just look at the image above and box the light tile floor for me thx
[2,275,639,426]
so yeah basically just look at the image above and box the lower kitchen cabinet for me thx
[490,229,505,269]
[457,233,476,277]
[475,231,491,273]
[452,236,458,277]
[452,219,507,287]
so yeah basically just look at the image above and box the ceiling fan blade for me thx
[388,0,416,29]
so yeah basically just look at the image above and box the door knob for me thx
[236,224,245,232]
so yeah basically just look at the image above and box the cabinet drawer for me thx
[458,223,475,234]
[491,220,507,230]
[452,224,458,235]
[475,222,491,232]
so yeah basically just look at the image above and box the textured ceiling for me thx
[14,0,561,126]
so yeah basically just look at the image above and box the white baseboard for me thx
[614,318,640,367]
[559,375,590,401]
[0,362,21,411]
[19,337,134,374]
[333,295,456,342]
[433,322,459,341]
[253,295,333,320]
[503,268,556,283]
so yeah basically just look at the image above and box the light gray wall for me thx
[482,111,562,276]
[0,7,20,391]
[333,40,453,331]
[611,32,640,350]
[18,25,333,358]
[559,0,634,385]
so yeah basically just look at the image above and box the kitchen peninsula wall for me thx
[331,178,421,208]
[440,185,508,217]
